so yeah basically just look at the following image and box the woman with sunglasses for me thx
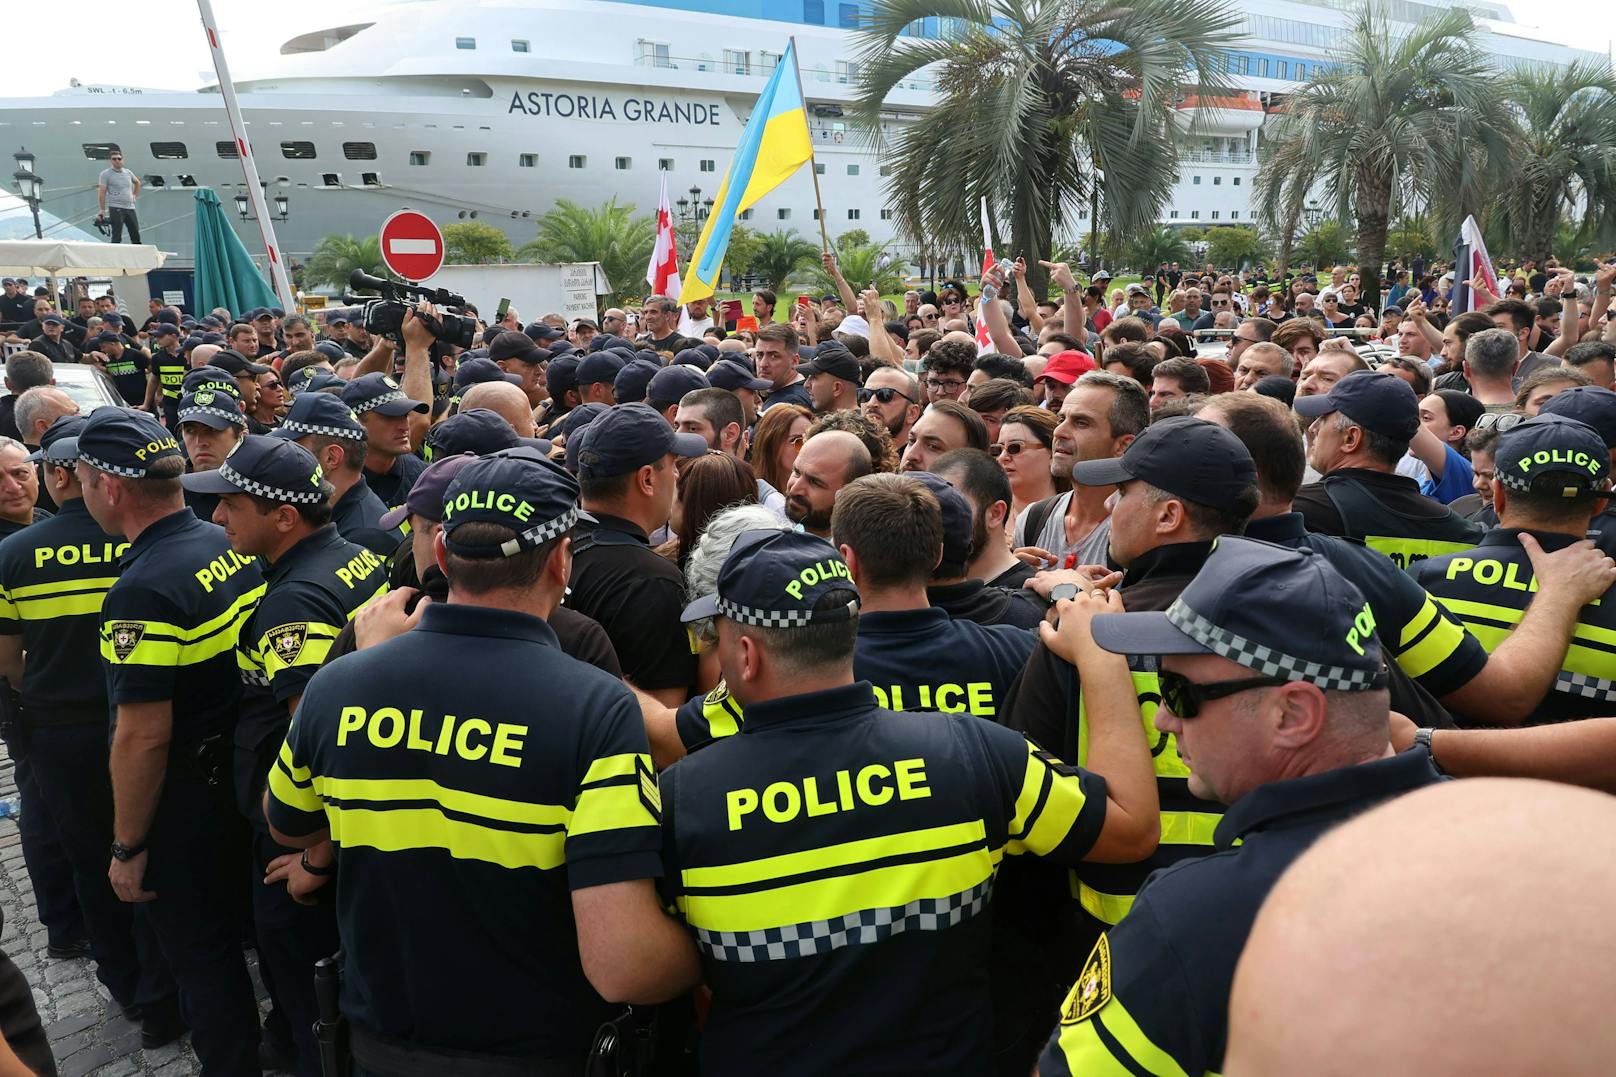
[750,403,812,497]
[993,405,1065,542]
[1318,291,1353,328]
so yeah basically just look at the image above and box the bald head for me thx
[1229,778,1616,1076]
[190,343,223,369]
[457,381,536,437]
[14,386,78,448]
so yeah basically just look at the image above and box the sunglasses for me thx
[787,432,805,447]
[859,386,915,405]
[1158,669,1288,719]
[1475,411,1524,433]
[989,440,1043,457]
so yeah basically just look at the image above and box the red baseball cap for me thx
[1036,349,1098,385]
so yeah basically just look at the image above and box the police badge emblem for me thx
[1060,934,1112,1024]
[267,623,309,665]
[108,621,145,662]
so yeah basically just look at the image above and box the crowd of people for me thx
[0,249,1611,1077]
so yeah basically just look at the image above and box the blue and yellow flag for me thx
[678,41,813,304]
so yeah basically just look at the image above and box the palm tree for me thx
[1254,3,1509,309]
[519,198,654,305]
[747,230,820,292]
[800,233,910,296]
[1495,61,1616,266]
[1296,220,1354,270]
[303,234,388,289]
[442,221,515,265]
[1204,226,1268,271]
[854,0,1240,298]
[1127,227,1193,275]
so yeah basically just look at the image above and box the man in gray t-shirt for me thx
[97,151,141,244]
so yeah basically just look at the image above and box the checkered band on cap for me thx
[278,418,364,440]
[77,451,146,479]
[217,459,326,504]
[695,879,991,963]
[1164,598,1382,691]
[351,389,407,415]
[1497,468,1597,496]
[715,595,858,629]
[178,404,247,428]
[493,505,579,558]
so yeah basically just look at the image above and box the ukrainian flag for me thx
[678,41,813,304]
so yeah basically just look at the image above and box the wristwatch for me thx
[300,850,335,877]
[1411,727,1444,774]
[1049,582,1080,603]
[110,840,146,862]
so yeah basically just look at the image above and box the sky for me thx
[0,0,1607,99]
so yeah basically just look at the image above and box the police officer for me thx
[79,407,264,1075]
[341,372,429,510]
[1411,415,1616,723]
[1293,371,1485,568]
[176,386,247,524]
[661,528,1157,1075]
[272,392,403,557]
[183,435,389,1076]
[1539,384,1616,548]
[151,330,192,429]
[265,449,698,1071]
[0,416,181,1043]
[1037,538,1440,1077]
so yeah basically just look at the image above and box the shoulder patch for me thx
[267,622,309,664]
[108,621,146,662]
[704,681,730,706]
[1060,934,1112,1025]
[636,754,662,820]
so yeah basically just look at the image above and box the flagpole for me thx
[789,37,833,252]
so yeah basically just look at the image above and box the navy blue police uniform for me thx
[273,391,406,558]
[176,386,248,524]
[341,373,429,509]
[1538,385,1616,552]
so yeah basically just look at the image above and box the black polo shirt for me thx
[100,508,265,746]
[28,336,77,365]
[566,512,696,694]
[1296,468,1485,569]
[988,560,1036,591]
[364,451,427,511]
[1039,749,1442,1076]
[331,478,405,559]
[661,681,1106,1077]
[0,498,127,713]
[234,526,388,818]
[761,380,812,412]
[267,602,662,1059]
[926,579,1045,630]
[105,346,153,405]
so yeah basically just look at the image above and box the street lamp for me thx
[234,192,251,220]
[12,149,43,240]
[273,193,289,222]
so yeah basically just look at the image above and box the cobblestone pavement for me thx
[0,747,285,1077]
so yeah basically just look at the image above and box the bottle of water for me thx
[0,799,20,820]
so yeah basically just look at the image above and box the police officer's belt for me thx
[351,1022,582,1077]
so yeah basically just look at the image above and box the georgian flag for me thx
[1458,215,1498,314]
[977,197,995,354]
[647,173,680,297]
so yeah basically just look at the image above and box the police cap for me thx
[90,332,122,347]
[182,435,326,504]
[271,392,367,442]
[341,372,429,417]
[646,365,708,404]
[613,359,661,404]
[441,450,580,559]
[177,389,247,431]
[524,321,565,344]
[208,349,272,377]
[150,323,180,340]
[453,356,522,391]
[681,529,860,627]
[798,341,861,383]
[27,415,87,467]
[1493,414,1613,496]
[313,340,348,363]
[486,331,544,365]
[673,347,713,371]
[1292,370,1421,442]
[909,472,973,577]
[182,368,244,399]
[1537,385,1616,449]
[546,357,581,400]
[708,359,772,393]
[424,408,549,461]
[577,351,627,387]
[575,402,705,480]
[379,453,476,531]
[1072,415,1257,515]
[1091,536,1386,692]
[75,407,182,478]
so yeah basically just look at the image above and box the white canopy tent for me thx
[0,240,166,277]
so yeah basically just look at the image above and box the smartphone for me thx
[797,295,811,309]
[495,297,510,321]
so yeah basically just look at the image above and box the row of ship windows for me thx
[1193,176,1243,186]
[82,142,895,178]
[1169,211,1242,220]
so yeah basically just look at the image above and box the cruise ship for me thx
[0,0,1598,271]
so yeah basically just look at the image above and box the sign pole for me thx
[789,37,833,252]
[196,0,296,310]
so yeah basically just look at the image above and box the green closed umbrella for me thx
[193,188,277,316]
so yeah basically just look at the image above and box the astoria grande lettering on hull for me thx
[508,91,722,125]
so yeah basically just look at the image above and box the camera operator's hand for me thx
[402,299,436,351]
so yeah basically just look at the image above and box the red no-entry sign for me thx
[379,211,445,282]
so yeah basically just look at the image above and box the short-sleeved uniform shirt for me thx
[566,512,697,694]
[0,498,128,712]
[105,346,152,405]
[330,478,406,559]
[100,509,265,746]
[234,526,387,818]
[1411,528,1616,722]
[674,606,1037,751]
[1039,749,1441,1077]
[151,347,189,424]
[362,452,427,511]
[267,603,663,1059]
[660,682,1107,1077]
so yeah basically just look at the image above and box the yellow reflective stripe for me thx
[1008,743,1086,857]
[1394,597,1465,679]
[345,580,390,620]
[8,576,120,598]
[1160,809,1221,846]
[3,576,117,620]
[1436,597,1523,626]
[1564,640,1616,683]
[325,802,565,870]
[315,775,571,826]
[1573,620,1616,648]
[1363,536,1476,564]
[99,585,264,666]
[703,693,742,739]
[259,623,342,681]
[1077,883,1136,926]
[266,742,321,815]
[682,820,986,890]
[1053,996,1192,1077]
[0,587,15,622]
[679,843,994,934]
[573,752,659,838]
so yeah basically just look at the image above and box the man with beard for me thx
[783,429,871,539]
[860,366,922,448]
